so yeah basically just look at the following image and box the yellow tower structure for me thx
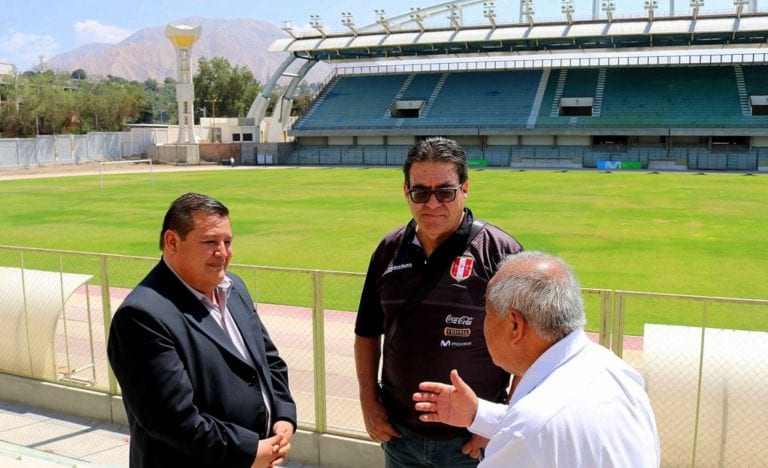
[165,24,201,144]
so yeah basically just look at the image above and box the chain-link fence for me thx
[0,245,766,464]
[614,291,768,466]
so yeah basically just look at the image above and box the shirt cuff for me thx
[468,399,507,439]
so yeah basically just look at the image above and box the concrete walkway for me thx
[0,400,317,467]
[0,400,128,466]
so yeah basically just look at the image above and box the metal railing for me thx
[0,245,766,465]
[330,52,768,79]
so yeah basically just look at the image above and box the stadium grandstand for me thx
[252,0,768,172]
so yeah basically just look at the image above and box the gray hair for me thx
[487,251,586,342]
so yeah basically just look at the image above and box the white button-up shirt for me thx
[469,330,660,467]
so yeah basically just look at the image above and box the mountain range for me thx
[46,17,332,84]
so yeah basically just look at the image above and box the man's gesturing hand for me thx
[413,369,478,428]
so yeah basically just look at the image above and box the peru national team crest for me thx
[450,256,474,282]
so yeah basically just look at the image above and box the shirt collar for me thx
[163,256,233,303]
[508,330,589,406]
[406,207,474,249]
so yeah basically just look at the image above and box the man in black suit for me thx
[108,192,296,468]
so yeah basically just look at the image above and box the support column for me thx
[165,24,201,144]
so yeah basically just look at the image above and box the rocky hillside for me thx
[46,17,332,84]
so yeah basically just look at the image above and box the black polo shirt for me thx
[356,208,523,439]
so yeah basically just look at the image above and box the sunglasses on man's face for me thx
[407,186,462,204]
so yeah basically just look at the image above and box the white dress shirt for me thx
[469,330,660,467]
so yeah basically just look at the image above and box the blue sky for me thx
[0,0,752,72]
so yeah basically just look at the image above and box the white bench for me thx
[0,267,92,381]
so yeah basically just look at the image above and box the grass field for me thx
[0,166,766,303]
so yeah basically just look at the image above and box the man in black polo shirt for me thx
[355,137,523,467]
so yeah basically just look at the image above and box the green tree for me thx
[291,94,314,116]
[71,69,87,80]
[193,57,261,119]
[142,77,176,124]
[0,77,25,137]
[77,80,146,132]
[0,71,149,136]
[143,78,158,92]
[34,77,77,134]
[4,72,74,136]
[290,81,320,116]
[262,82,319,118]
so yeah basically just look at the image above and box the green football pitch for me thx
[1,166,766,301]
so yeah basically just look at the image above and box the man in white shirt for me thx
[413,251,660,467]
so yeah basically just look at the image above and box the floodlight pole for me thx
[360,1,489,34]
[645,0,658,21]
[281,21,297,39]
[522,0,535,27]
[341,12,358,36]
[690,0,705,19]
[483,2,497,29]
[602,1,615,23]
[375,9,392,33]
[447,3,462,30]
[410,7,426,32]
[734,0,749,17]
[309,15,327,38]
[562,0,575,25]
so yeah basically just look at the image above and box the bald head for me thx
[487,251,586,343]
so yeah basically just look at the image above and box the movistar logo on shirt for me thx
[440,340,473,348]
[383,263,413,275]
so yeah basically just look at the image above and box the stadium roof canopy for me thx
[270,5,768,61]
[248,0,768,128]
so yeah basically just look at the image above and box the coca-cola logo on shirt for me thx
[445,314,474,326]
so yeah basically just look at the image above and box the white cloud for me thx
[74,20,132,45]
[0,32,60,71]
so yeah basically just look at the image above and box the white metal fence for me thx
[0,245,766,466]
[0,128,164,169]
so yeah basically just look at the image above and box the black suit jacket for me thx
[107,260,296,467]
